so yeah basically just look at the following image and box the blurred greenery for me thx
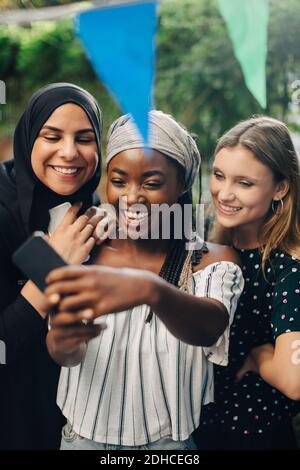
[0,0,300,161]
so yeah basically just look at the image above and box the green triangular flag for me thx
[218,0,269,108]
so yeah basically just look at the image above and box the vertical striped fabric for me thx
[57,261,244,446]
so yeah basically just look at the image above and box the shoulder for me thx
[0,199,17,223]
[0,160,17,225]
[193,242,241,273]
[272,251,300,279]
[272,252,300,300]
[0,203,24,252]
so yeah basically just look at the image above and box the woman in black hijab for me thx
[0,83,103,449]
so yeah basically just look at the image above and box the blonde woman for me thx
[196,117,300,450]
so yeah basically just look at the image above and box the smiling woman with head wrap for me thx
[105,110,202,299]
[45,109,244,451]
[0,83,103,450]
[106,110,200,193]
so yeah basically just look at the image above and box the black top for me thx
[0,83,103,449]
[199,248,300,444]
[0,194,65,449]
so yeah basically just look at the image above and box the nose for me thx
[218,183,236,202]
[58,137,78,161]
[122,184,145,207]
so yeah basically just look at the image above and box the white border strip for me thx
[0,0,160,25]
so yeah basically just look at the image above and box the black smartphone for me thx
[12,235,67,291]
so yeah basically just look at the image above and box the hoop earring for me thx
[271,199,284,215]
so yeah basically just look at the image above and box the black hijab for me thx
[0,82,102,241]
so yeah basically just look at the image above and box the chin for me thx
[216,214,241,229]
[50,185,80,196]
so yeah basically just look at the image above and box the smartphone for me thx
[12,235,67,291]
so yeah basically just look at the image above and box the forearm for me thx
[252,345,300,400]
[150,279,228,347]
[252,347,278,385]
[21,281,48,319]
[46,333,87,367]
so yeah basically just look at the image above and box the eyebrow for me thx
[111,168,166,178]
[41,125,95,134]
[213,166,259,182]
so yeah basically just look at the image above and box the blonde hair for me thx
[213,116,300,269]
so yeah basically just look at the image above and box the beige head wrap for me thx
[106,110,200,192]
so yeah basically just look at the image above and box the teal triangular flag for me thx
[218,0,269,108]
[77,2,157,143]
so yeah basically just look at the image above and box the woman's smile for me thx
[216,201,242,216]
[50,165,84,178]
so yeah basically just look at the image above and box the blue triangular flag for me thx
[77,2,157,144]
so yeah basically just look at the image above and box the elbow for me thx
[280,379,300,401]
[284,390,300,401]
[199,319,229,348]
[203,330,223,348]
[205,314,229,347]
[289,391,300,401]
[203,335,220,348]
[282,386,300,401]
[180,331,219,348]
[207,303,229,347]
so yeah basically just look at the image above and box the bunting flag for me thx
[218,0,269,108]
[77,2,157,143]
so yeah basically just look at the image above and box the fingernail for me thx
[82,308,94,319]
[85,207,96,217]
[49,293,60,304]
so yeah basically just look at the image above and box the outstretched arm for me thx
[45,257,243,349]
[45,266,228,367]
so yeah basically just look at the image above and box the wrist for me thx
[146,275,166,311]
[21,281,48,319]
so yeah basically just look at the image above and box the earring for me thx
[271,199,284,215]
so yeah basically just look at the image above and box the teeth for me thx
[220,203,241,213]
[124,210,148,220]
[53,166,80,175]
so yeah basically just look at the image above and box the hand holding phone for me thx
[13,234,67,292]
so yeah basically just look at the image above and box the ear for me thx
[273,178,289,202]
[177,179,185,198]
